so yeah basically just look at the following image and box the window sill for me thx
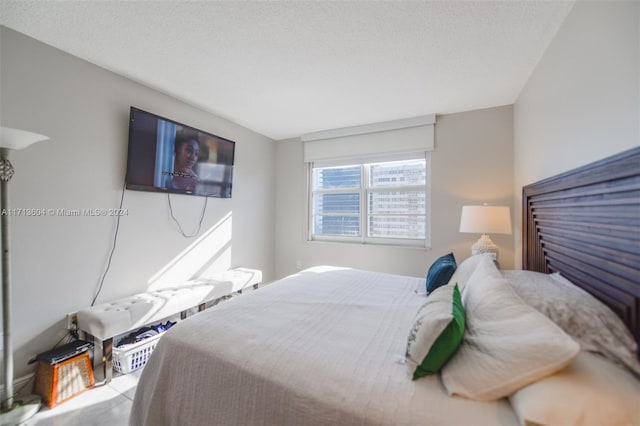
[306,238,431,251]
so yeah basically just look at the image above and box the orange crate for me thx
[33,351,95,408]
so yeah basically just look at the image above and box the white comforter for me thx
[130,266,517,426]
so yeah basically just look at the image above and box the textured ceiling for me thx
[0,1,574,140]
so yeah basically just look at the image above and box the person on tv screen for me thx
[171,131,200,191]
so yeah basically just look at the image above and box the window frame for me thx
[307,153,431,248]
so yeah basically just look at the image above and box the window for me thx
[310,157,429,246]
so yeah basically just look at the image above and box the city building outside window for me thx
[309,156,429,247]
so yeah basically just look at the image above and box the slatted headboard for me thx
[522,146,640,354]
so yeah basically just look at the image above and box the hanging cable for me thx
[167,192,208,238]
[91,179,126,307]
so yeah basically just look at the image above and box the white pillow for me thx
[509,351,640,426]
[445,253,494,292]
[503,269,640,375]
[441,256,580,401]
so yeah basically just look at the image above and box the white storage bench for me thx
[77,268,261,382]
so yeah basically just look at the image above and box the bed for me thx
[130,146,640,426]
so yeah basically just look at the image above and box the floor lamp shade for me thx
[459,205,511,259]
[0,127,49,151]
[1,127,48,426]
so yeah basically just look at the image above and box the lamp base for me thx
[0,394,41,426]
[471,234,499,260]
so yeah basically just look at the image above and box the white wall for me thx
[275,105,514,279]
[0,27,276,378]
[513,1,639,267]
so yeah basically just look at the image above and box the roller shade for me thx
[302,114,435,163]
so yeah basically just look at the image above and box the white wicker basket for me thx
[113,332,163,374]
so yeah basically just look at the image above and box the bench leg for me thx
[83,333,96,366]
[198,303,206,312]
[103,338,113,383]
[253,283,259,290]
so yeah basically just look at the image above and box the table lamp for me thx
[1,127,49,426]
[459,204,511,260]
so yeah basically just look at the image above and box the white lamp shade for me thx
[0,126,49,150]
[459,205,512,235]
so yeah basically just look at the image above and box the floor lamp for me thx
[0,127,49,426]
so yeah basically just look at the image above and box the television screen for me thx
[126,107,235,198]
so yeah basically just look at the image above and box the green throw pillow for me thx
[406,283,465,380]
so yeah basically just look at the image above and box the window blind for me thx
[302,114,435,163]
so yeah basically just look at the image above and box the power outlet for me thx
[66,312,78,331]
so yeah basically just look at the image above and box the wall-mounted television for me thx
[126,107,235,198]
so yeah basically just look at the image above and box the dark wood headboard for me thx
[523,146,640,352]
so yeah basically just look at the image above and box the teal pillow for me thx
[426,253,457,294]
[406,283,465,379]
